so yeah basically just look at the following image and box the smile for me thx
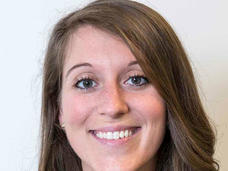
[96,129,136,139]
[89,126,141,145]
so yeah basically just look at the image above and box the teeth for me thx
[94,129,134,140]
[113,131,119,140]
[107,132,112,139]
[129,130,132,136]
[124,130,128,137]
[99,132,104,138]
[119,131,124,138]
[103,132,106,139]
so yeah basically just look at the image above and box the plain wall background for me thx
[0,0,227,170]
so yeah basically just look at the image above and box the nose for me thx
[98,84,129,118]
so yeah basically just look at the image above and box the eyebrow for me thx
[66,63,92,78]
[65,60,139,78]
[128,60,138,66]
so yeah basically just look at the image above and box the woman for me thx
[39,0,219,170]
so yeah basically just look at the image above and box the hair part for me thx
[39,0,219,170]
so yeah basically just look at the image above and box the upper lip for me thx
[89,125,141,132]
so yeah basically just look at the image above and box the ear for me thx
[58,108,63,125]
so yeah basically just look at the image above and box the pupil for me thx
[83,80,92,88]
[133,77,141,84]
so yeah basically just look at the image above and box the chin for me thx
[82,156,155,171]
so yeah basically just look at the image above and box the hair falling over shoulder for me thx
[39,0,219,170]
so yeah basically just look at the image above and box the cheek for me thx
[133,93,166,121]
[61,93,92,126]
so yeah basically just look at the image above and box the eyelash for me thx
[74,76,97,90]
[124,75,149,87]
[74,74,149,90]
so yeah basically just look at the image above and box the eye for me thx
[125,75,149,86]
[75,78,97,89]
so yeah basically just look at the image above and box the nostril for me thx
[97,87,129,117]
[98,104,129,117]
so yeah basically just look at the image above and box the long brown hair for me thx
[39,0,219,170]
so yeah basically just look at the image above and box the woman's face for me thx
[60,25,166,171]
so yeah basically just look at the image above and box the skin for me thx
[59,25,166,171]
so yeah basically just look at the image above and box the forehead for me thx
[64,25,137,69]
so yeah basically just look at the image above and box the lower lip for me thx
[90,127,141,146]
